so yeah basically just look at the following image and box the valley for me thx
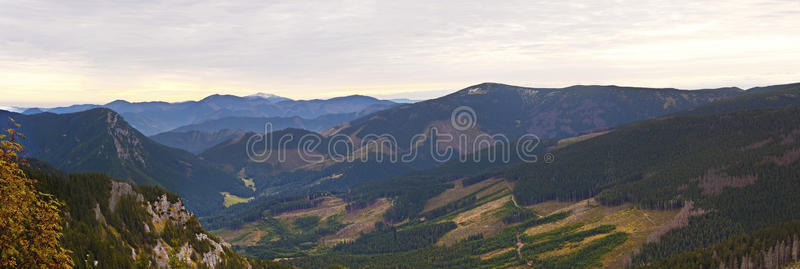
[4,82,800,268]
[4,1,799,267]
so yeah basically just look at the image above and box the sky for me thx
[1,0,799,107]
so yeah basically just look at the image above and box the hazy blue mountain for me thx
[147,102,395,153]
[150,129,249,154]
[23,104,101,114]
[168,108,385,134]
[389,98,422,103]
[20,94,397,135]
[150,114,355,154]
[245,92,294,103]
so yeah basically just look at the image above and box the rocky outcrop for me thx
[152,240,170,268]
[102,181,246,268]
[109,180,144,212]
[146,194,190,234]
[106,111,146,166]
[197,233,230,268]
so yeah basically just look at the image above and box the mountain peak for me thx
[245,92,293,102]
[106,99,131,106]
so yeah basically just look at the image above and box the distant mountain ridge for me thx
[149,129,249,154]
[148,102,393,153]
[21,94,397,135]
[244,92,293,102]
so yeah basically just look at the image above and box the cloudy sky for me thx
[1,0,799,107]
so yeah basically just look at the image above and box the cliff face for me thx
[84,180,242,268]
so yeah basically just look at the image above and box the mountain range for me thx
[150,109,387,153]
[7,81,800,268]
[22,93,397,136]
[199,83,766,198]
[191,82,800,268]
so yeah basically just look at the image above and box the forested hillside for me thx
[328,83,745,150]
[495,105,800,267]
[25,161,291,269]
[675,83,800,117]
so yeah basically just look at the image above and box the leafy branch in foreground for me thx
[0,119,72,268]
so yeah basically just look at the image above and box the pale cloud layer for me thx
[1,0,799,106]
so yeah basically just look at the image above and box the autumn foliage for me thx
[0,119,72,268]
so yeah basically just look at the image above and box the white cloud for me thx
[0,0,799,106]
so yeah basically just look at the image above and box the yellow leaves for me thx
[8,117,20,127]
[0,123,73,268]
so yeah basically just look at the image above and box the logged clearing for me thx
[476,180,512,200]
[595,207,679,268]
[523,198,680,268]
[320,198,392,246]
[219,197,392,249]
[528,200,575,215]
[537,233,609,259]
[275,196,347,222]
[423,177,504,213]
[437,195,511,246]
[480,247,515,260]
[220,192,254,208]
[555,131,612,149]
[213,222,271,247]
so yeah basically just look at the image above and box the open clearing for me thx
[220,192,254,208]
[241,177,256,191]
[523,198,680,267]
